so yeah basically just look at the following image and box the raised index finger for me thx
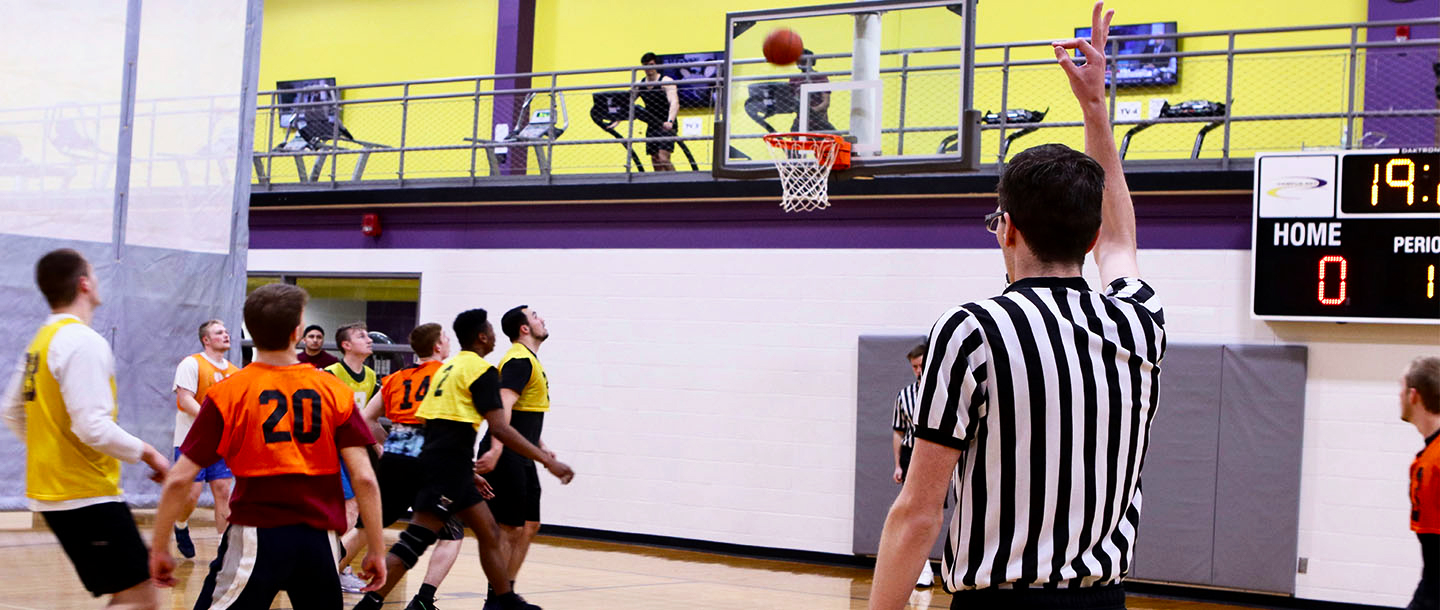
[1058,38,1105,68]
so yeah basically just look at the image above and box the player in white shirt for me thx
[2,248,169,608]
[169,319,240,559]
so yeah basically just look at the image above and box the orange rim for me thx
[762,132,845,151]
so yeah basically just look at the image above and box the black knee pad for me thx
[390,523,439,569]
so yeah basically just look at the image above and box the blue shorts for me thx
[340,462,355,500]
[174,447,233,483]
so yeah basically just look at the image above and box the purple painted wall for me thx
[1364,0,1439,147]
[250,193,1253,251]
[492,0,537,175]
[364,300,418,346]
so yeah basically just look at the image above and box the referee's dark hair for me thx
[906,343,927,362]
[35,248,89,308]
[501,305,529,341]
[453,308,490,350]
[997,143,1104,264]
[1406,356,1440,414]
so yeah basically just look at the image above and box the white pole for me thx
[852,12,882,156]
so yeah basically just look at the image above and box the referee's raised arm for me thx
[1053,1,1140,285]
[870,4,1167,610]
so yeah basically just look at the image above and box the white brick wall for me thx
[249,248,1438,606]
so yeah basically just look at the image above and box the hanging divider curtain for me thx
[0,0,261,509]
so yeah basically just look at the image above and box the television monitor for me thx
[275,77,338,128]
[1074,22,1178,87]
[655,52,723,108]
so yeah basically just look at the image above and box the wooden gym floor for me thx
[0,512,1270,609]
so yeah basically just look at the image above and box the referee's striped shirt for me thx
[892,381,918,449]
[914,276,1165,591]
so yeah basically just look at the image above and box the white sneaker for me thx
[339,566,367,593]
[916,565,934,588]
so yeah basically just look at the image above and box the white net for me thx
[765,135,839,213]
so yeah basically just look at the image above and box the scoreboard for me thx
[1252,150,1440,324]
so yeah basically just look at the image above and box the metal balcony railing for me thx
[5,19,1435,195]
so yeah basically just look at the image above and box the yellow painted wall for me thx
[257,0,1371,180]
[255,0,498,182]
[527,0,1369,170]
[966,0,1369,162]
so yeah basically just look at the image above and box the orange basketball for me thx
[763,28,804,66]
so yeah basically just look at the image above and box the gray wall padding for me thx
[0,235,246,509]
[1212,345,1307,593]
[1129,345,1221,585]
[854,339,1307,595]
[853,334,947,558]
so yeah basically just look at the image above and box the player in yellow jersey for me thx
[325,321,380,591]
[326,322,378,409]
[169,318,241,559]
[476,305,561,587]
[352,308,573,610]
[2,249,170,609]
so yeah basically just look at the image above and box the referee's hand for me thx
[893,466,904,485]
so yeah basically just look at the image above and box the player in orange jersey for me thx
[150,284,386,609]
[1401,356,1439,610]
[358,322,468,610]
[169,319,241,559]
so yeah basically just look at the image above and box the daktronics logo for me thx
[1266,176,1329,199]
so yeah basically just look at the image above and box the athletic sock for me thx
[176,520,188,529]
[353,592,384,610]
[415,583,437,603]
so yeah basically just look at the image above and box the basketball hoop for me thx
[763,132,851,212]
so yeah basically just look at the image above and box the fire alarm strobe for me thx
[362,213,381,237]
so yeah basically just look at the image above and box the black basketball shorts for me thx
[413,419,487,519]
[377,452,464,540]
[41,502,151,597]
[194,523,343,610]
[487,450,542,527]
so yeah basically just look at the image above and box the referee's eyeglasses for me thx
[984,209,1005,234]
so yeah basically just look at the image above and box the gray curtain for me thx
[0,0,261,509]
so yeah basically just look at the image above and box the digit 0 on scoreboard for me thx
[1316,255,1347,306]
[1253,150,1440,324]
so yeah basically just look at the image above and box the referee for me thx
[871,4,1166,609]
[891,342,934,588]
[892,343,928,486]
